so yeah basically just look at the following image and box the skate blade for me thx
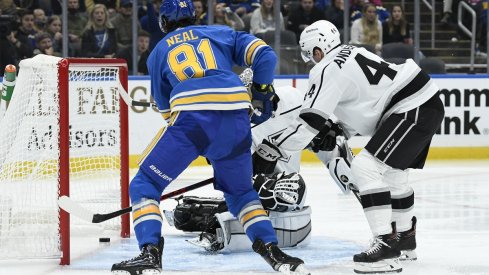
[400,249,417,261]
[354,258,402,274]
[278,263,311,275]
[111,268,161,275]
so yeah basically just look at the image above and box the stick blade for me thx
[58,195,95,223]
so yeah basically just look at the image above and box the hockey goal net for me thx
[0,55,130,264]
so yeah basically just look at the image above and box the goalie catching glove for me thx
[253,172,307,212]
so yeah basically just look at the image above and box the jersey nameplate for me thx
[166,30,199,46]
[333,45,355,69]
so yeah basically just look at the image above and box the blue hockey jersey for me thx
[147,25,277,121]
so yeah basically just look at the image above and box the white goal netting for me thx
[0,55,126,259]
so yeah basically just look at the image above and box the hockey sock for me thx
[132,198,163,250]
[225,190,277,244]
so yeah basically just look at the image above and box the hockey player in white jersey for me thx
[238,67,344,175]
[253,20,445,273]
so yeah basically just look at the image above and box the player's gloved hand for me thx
[252,139,282,175]
[250,82,275,125]
[308,120,343,152]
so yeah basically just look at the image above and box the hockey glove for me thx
[309,120,344,152]
[253,172,306,212]
[250,82,275,125]
[252,139,282,175]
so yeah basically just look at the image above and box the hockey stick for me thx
[58,177,214,223]
[117,82,156,108]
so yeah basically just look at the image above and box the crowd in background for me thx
[0,0,487,75]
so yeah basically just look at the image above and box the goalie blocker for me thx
[167,172,311,252]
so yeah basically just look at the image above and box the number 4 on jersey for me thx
[355,54,397,85]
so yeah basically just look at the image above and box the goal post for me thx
[0,55,130,265]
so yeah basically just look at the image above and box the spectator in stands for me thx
[213,3,245,31]
[140,0,163,52]
[217,0,260,17]
[0,0,17,15]
[287,0,326,42]
[382,4,412,45]
[68,0,88,56]
[117,30,150,74]
[33,8,47,32]
[325,0,344,31]
[110,0,141,52]
[441,0,454,24]
[250,0,284,35]
[16,9,37,51]
[13,0,38,11]
[350,3,382,53]
[0,30,20,76]
[33,31,61,56]
[86,0,119,17]
[350,0,389,23]
[193,0,207,25]
[81,4,118,57]
[475,0,487,54]
[369,0,383,6]
[46,0,85,14]
[45,15,63,54]
[315,0,331,12]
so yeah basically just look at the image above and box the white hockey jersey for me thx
[251,85,340,173]
[251,85,304,173]
[274,45,440,155]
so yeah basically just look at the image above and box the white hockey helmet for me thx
[299,20,341,63]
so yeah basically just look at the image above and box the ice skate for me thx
[397,216,417,261]
[112,237,164,275]
[353,226,402,274]
[253,239,310,275]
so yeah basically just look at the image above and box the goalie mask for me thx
[253,172,307,212]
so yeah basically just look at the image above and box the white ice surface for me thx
[1,160,488,275]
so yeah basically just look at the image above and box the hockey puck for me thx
[99,237,111,243]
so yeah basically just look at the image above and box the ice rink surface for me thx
[1,160,488,275]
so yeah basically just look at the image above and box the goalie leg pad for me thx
[210,207,312,252]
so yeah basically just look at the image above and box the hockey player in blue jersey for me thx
[110,0,309,274]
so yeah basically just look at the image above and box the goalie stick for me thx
[58,177,214,223]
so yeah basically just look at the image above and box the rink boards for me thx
[125,74,489,167]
